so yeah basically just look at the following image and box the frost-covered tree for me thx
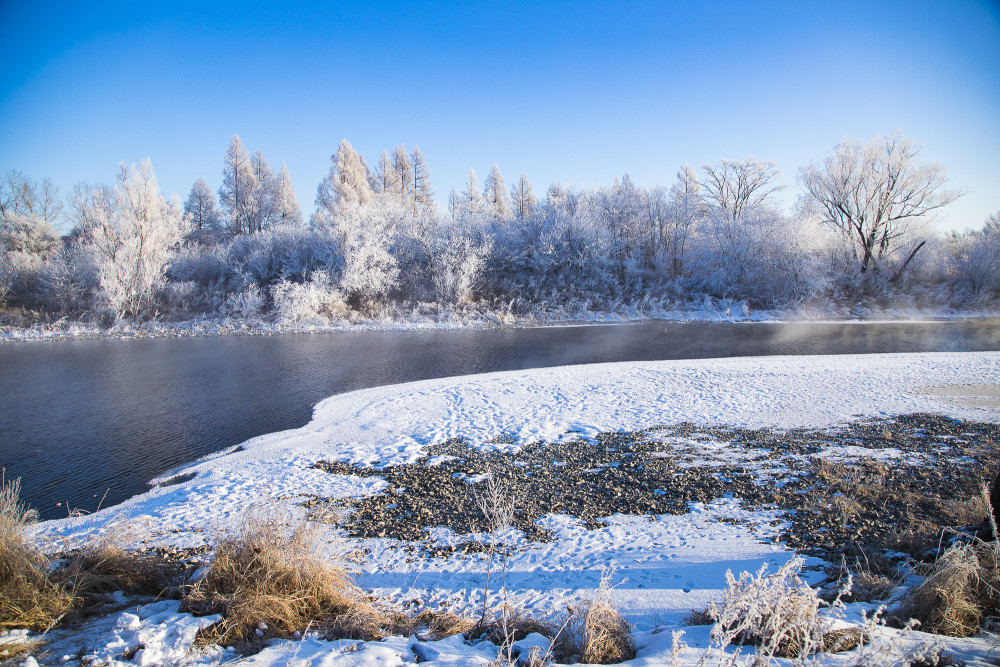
[592,174,645,280]
[411,145,435,213]
[0,170,63,224]
[183,178,220,232]
[76,160,186,317]
[0,211,61,257]
[312,139,374,231]
[664,165,707,277]
[447,190,461,220]
[482,163,509,218]
[391,145,413,203]
[948,210,1000,298]
[334,197,402,305]
[373,150,402,195]
[459,168,485,218]
[799,132,964,281]
[274,163,302,226]
[510,173,537,220]
[249,150,277,232]
[218,135,257,235]
[702,157,782,222]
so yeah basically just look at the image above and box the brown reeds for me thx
[0,477,74,632]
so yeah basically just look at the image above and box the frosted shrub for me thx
[223,284,265,319]
[39,245,97,312]
[431,233,492,304]
[272,271,347,325]
[704,557,861,666]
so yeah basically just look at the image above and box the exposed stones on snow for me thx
[307,413,1000,563]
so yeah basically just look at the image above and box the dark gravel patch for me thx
[305,413,1000,562]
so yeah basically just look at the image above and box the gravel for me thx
[306,413,1000,563]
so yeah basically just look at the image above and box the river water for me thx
[2,319,998,520]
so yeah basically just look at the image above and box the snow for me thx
[19,351,1000,666]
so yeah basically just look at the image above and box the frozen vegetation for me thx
[2,132,999,340]
[4,352,1000,665]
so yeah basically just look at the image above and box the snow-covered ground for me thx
[14,352,1000,666]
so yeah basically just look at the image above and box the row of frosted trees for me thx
[1,132,998,325]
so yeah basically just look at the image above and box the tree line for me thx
[1,131,998,328]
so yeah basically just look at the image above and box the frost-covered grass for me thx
[3,296,999,342]
[5,352,1000,666]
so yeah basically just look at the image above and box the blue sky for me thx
[1,1,998,232]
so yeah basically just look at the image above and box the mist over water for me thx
[2,319,998,520]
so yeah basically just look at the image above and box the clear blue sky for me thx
[2,1,998,232]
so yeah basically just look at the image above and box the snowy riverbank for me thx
[3,300,998,342]
[10,352,999,666]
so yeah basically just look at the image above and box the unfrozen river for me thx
[2,318,999,520]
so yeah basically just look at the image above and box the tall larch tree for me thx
[183,178,220,232]
[249,150,277,232]
[274,163,302,226]
[510,172,537,220]
[373,150,402,195]
[391,145,413,204]
[460,168,485,217]
[483,163,510,218]
[313,139,373,231]
[410,146,435,213]
[218,135,257,235]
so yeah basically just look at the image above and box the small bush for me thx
[271,271,348,325]
[0,478,74,631]
[705,557,861,663]
[182,506,393,646]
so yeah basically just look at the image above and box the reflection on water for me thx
[1,319,998,520]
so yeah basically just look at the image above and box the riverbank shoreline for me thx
[2,301,998,343]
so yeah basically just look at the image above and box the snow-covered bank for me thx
[3,301,999,342]
[19,352,1000,666]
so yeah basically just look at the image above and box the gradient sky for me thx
[1,1,998,233]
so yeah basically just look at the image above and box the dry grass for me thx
[471,603,556,648]
[554,571,636,665]
[182,506,398,647]
[893,539,999,637]
[57,529,182,604]
[0,638,38,663]
[412,609,477,640]
[892,486,1000,637]
[0,477,74,631]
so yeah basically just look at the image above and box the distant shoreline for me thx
[3,304,998,343]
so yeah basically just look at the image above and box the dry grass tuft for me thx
[575,598,636,664]
[0,639,38,662]
[894,539,998,637]
[892,486,1000,637]
[183,506,393,647]
[412,609,476,640]
[0,477,75,631]
[472,604,556,648]
[57,531,182,604]
[554,571,636,664]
